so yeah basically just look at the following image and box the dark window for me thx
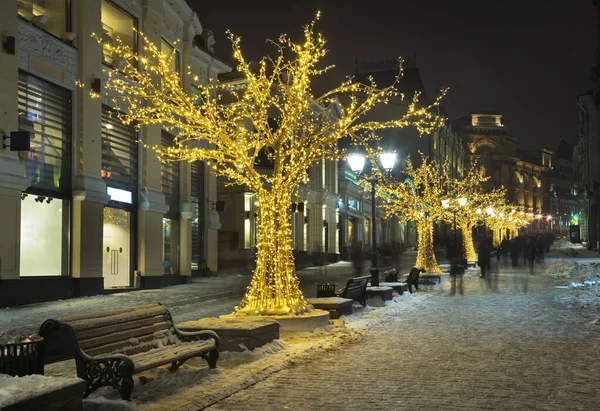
[161,131,180,217]
[101,106,138,194]
[18,71,72,196]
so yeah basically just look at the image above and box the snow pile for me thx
[0,374,84,408]
[48,292,431,411]
[541,261,578,278]
[552,238,576,249]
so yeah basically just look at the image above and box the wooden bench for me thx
[404,267,426,293]
[38,303,219,401]
[335,275,370,306]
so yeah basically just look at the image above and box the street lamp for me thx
[442,197,467,248]
[347,151,397,286]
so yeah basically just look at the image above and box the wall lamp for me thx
[35,196,45,203]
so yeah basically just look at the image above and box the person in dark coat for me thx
[447,239,465,296]
[478,236,492,279]
[352,241,365,276]
[510,239,520,268]
[527,237,537,274]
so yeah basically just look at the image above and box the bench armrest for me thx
[174,328,220,348]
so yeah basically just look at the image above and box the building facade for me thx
[0,0,230,307]
[545,141,579,238]
[454,113,550,233]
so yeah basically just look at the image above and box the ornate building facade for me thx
[0,0,230,306]
[453,113,550,233]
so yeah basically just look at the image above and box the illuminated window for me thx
[18,0,70,40]
[101,0,137,68]
[20,195,69,276]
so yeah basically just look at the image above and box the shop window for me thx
[161,39,180,75]
[101,107,138,193]
[20,195,69,276]
[160,131,180,217]
[162,218,179,274]
[18,0,70,40]
[101,0,137,67]
[18,72,72,195]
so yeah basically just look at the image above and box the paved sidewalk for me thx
[0,254,428,335]
[205,269,600,411]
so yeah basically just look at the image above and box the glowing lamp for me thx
[347,154,365,174]
[458,197,467,207]
[476,208,482,214]
[441,199,450,208]
[379,152,397,173]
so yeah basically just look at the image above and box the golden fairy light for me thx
[374,153,450,273]
[447,162,507,261]
[92,14,446,316]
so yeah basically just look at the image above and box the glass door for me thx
[103,207,130,288]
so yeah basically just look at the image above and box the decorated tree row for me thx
[94,16,446,316]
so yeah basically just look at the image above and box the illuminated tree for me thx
[446,163,507,261]
[376,154,450,273]
[94,16,446,315]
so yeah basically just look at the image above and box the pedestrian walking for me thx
[447,240,465,296]
[352,241,364,277]
[527,237,537,274]
[478,236,492,279]
[510,239,520,268]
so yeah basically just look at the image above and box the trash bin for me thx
[316,282,337,298]
[0,336,45,376]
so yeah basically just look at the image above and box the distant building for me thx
[454,113,550,234]
[545,140,579,237]
[575,91,600,247]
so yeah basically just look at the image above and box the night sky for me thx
[195,0,597,153]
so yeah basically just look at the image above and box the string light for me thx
[372,153,450,273]
[90,15,446,315]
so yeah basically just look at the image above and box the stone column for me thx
[0,0,30,281]
[71,0,110,296]
[178,20,195,278]
[138,0,169,288]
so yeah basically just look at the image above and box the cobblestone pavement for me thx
[206,267,600,411]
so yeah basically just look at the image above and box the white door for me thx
[103,207,130,288]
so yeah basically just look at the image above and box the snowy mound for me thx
[552,238,576,250]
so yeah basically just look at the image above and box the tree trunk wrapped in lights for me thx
[90,15,446,316]
[374,154,449,273]
[446,162,507,262]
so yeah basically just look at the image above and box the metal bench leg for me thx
[205,349,219,369]
[119,376,134,401]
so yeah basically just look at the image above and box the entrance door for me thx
[103,207,130,288]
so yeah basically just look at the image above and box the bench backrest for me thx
[39,303,175,364]
[407,267,425,285]
[341,276,370,299]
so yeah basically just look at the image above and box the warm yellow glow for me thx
[93,16,446,316]
[373,154,450,273]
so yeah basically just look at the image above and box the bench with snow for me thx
[400,267,427,292]
[38,303,219,401]
[335,275,370,306]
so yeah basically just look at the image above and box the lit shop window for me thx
[101,0,137,68]
[20,195,69,276]
[18,0,70,41]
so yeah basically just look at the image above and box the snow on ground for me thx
[552,238,576,250]
[0,374,84,408]
[39,290,432,411]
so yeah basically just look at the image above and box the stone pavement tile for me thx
[204,271,600,411]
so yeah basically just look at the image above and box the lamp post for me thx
[442,197,467,248]
[348,151,397,286]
